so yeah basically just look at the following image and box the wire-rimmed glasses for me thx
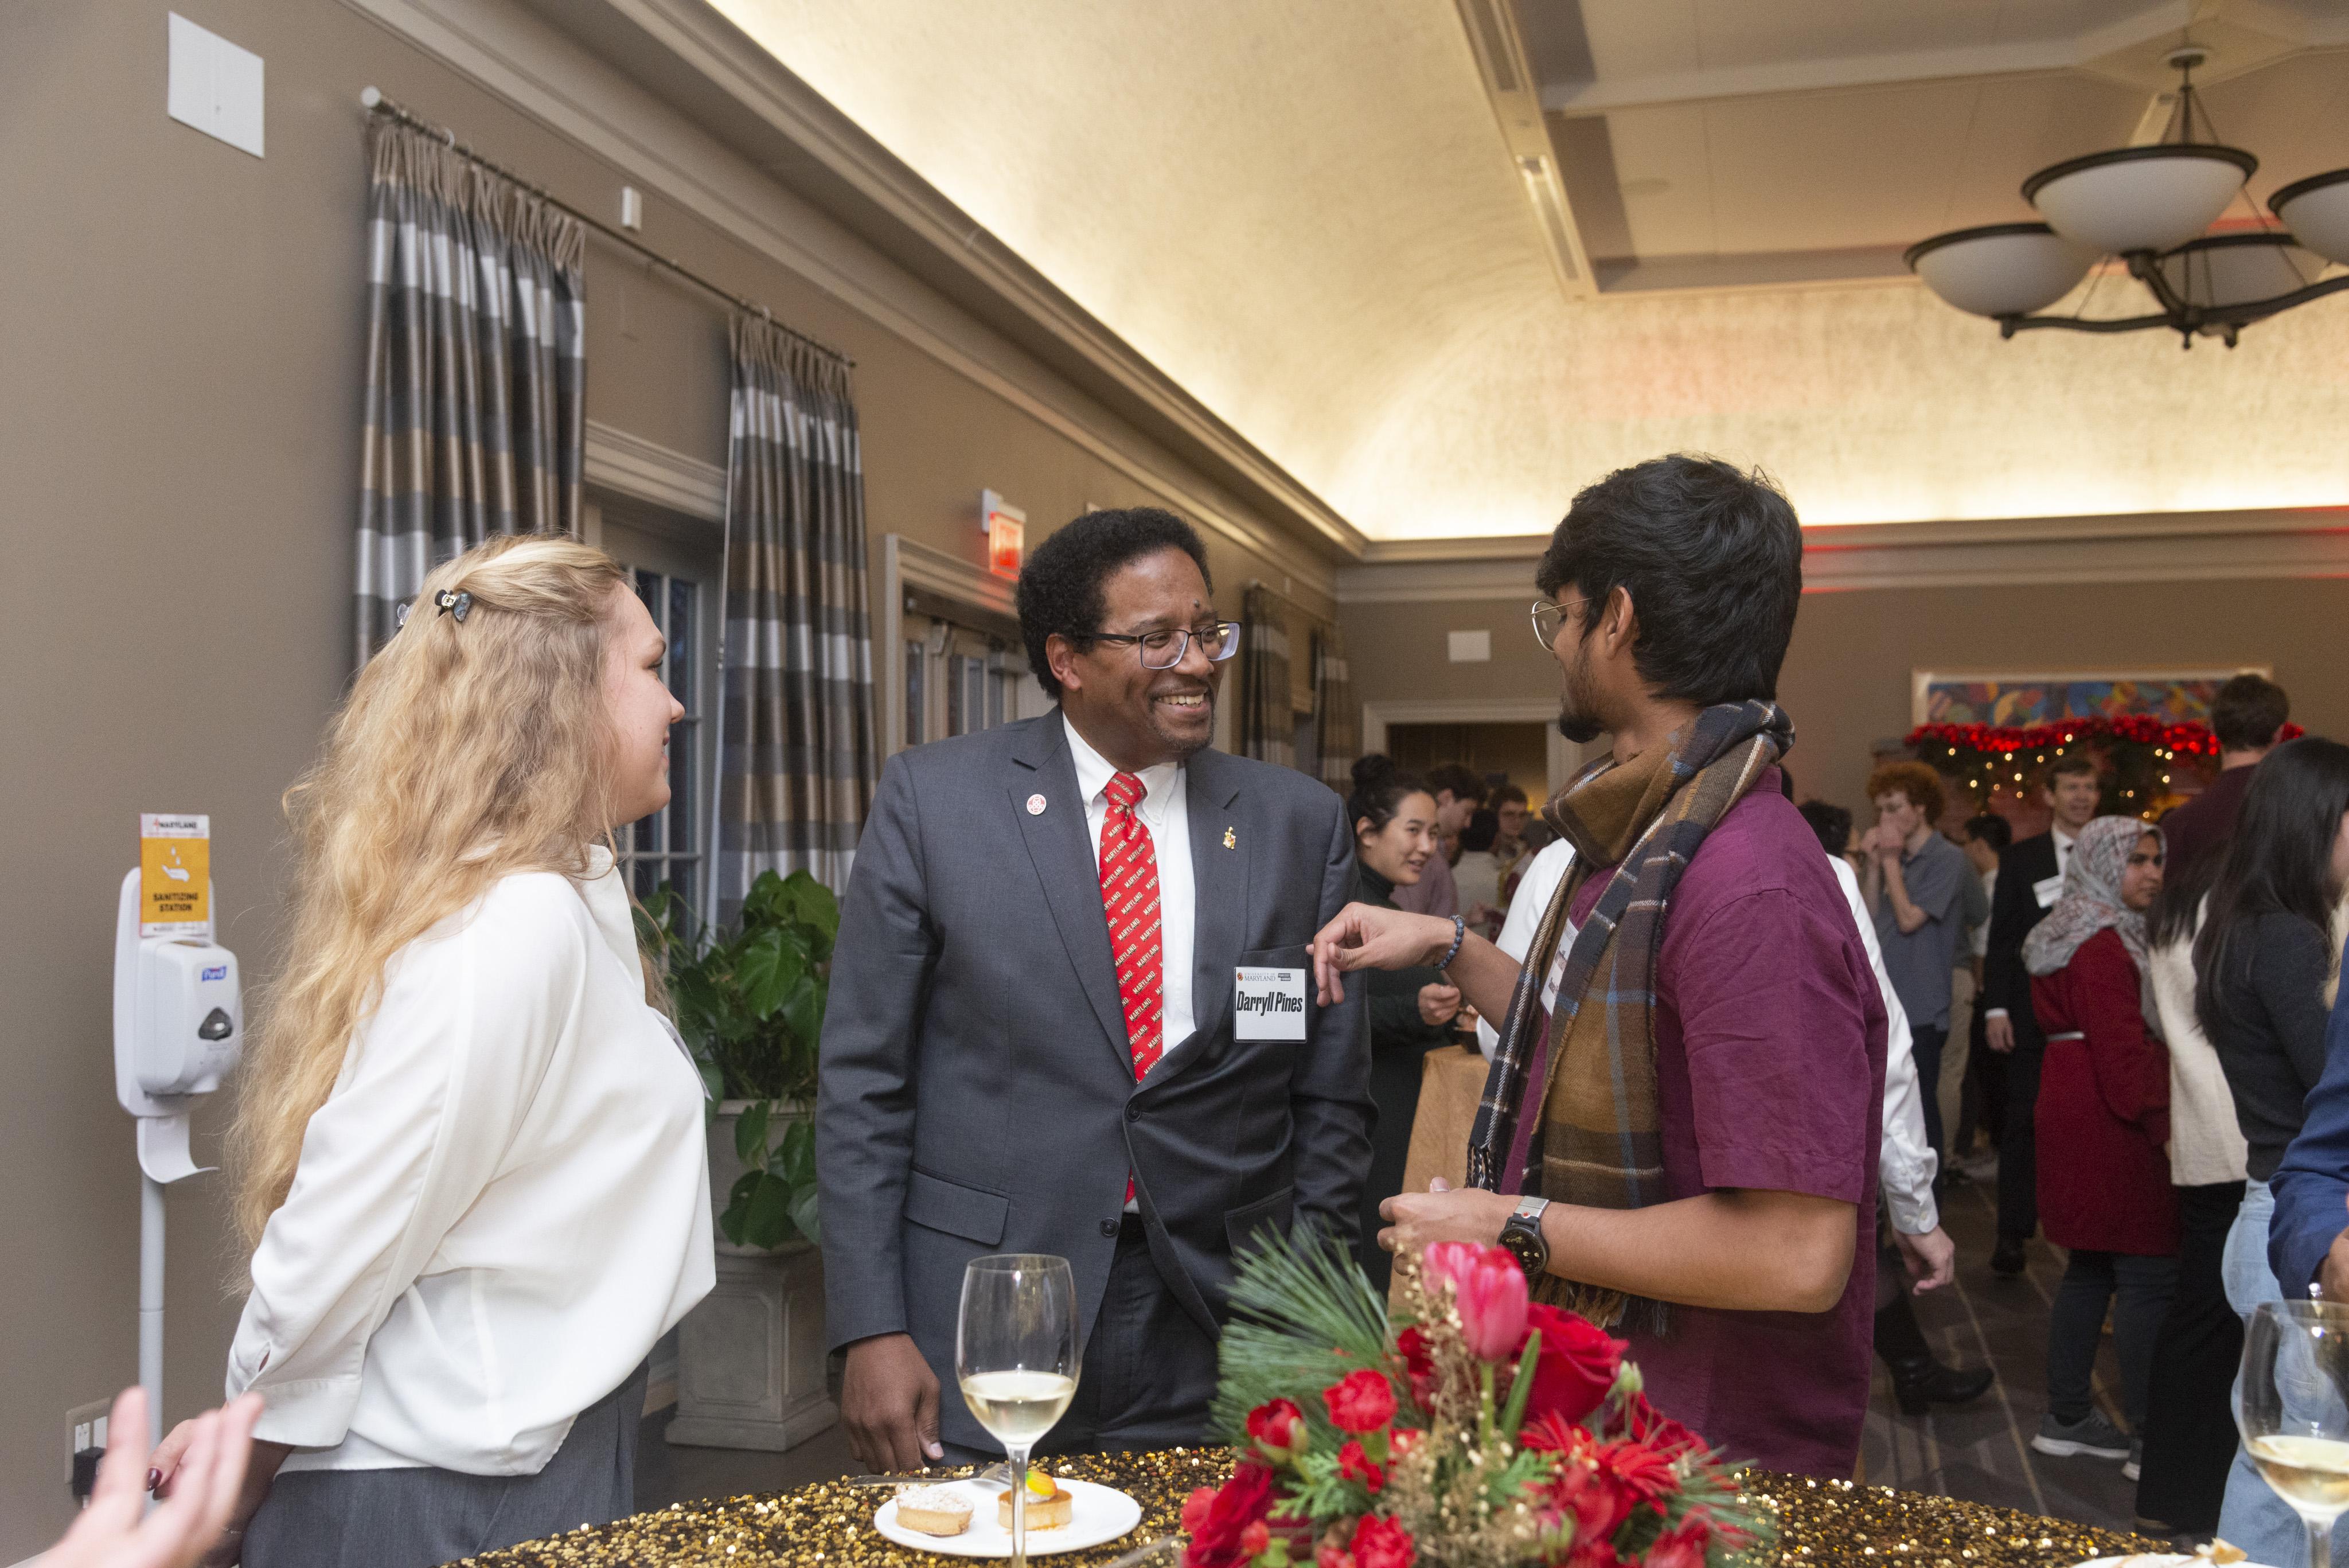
[1529,597,1590,651]
[2239,1299,2349,1568]
[1083,621,1242,669]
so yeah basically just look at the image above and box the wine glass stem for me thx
[2309,1515,2332,1568]
[1009,1444,1031,1568]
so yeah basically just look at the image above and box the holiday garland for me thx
[1905,715,2304,815]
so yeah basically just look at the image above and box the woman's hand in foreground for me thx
[1309,903,1452,1005]
[46,1386,262,1568]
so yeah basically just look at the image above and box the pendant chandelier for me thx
[1905,48,2349,348]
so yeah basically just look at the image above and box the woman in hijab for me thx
[2024,815,2176,1483]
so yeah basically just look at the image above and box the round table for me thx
[466,1450,2165,1568]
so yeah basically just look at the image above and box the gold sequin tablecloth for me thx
[463,1450,2166,1568]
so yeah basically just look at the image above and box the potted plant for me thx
[640,870,840,1452]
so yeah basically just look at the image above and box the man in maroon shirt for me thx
[2160,673,2289,879]
[1312,455,1883,1477]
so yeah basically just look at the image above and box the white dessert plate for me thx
[2075,1557,2277,1568]
[875,1478,1144,1558]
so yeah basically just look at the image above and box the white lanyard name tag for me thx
[2032,873,2065,909]
[1234,966,1309,1041]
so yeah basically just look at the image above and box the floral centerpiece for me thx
[1181,1235,1769,1568]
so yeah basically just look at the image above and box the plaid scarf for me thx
[1465,700,1794,1327]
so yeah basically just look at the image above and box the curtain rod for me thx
[359,88,854,369]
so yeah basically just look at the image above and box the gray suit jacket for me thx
[815,713,1373,1449]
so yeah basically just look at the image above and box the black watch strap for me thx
[1500,1195,1551,1278]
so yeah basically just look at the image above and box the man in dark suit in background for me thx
[817,508,1373,1469]
[2160,673,2289,879]
[1980,751,2102,1276]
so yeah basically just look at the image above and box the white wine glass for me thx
[2241,1299,2349,1568]
[957,1254,1080,1568]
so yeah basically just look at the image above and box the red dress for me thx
[2030,927,2181,1257]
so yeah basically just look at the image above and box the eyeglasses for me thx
[1083,620,1243,669]
[1529,597,1592,650]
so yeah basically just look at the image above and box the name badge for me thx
[1234,966,1309,1042]
[2033,873,2065,909]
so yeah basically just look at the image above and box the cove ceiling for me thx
[710,0,2349,542]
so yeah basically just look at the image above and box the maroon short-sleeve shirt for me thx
[1559,772,1885,1477]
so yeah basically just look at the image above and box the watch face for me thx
[1499,1223,1543,1276]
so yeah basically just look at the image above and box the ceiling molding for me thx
[1454,0,1595,301]
[583,419,726,521]
[1338,508,2349,600]
[1542,1,2192,115]
[339,0,1355,587]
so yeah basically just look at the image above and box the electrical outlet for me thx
[68,1398,109,1458]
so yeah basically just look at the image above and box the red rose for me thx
[1520,1303,1625,1426]
[1323,1368,1398,1434]
[1646,1518,1710,1568]
[1240,1522,1273,1558]
[1348,1514,1417,1568]
[1247,1398,1308,1462]
[1177,1461,1278,1568]
[1338,1438,1387,1492]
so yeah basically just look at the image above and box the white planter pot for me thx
[666,1101,840,1452]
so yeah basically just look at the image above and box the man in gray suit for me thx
[817,508,1373,1469]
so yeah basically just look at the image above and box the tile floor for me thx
[636,1150,2185,1540]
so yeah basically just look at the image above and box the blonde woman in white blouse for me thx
[149,535,712,1567]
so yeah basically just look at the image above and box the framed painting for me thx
[1910,668,2268,727]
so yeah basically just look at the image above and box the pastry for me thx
[895,1485,974,1537]
[997,1472,1074,1531]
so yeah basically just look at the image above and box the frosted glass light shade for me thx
[2155,232,2324,309]
[2272,169,2349,267]
[2024,145,2257,255]
[1904,223,2100,317]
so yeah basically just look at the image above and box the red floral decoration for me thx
[1322,1368,1398,1434]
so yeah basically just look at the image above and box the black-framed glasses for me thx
[1529,597,1591,650]
[1083,620,1243,669]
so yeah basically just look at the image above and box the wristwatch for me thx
[1497,1195,1551,1279]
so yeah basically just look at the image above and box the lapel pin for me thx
[1223,826,1236,849]
[1027,793,1047,816]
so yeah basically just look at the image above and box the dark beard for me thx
[1556,649,1606,744]
[1558,707,1605,745]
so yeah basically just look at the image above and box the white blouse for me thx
[228,847,712,1475]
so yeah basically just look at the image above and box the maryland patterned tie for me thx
[1099,772,1165,1083]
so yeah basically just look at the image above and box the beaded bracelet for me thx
[1435,913,1466,974]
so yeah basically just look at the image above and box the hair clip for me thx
[435,589,473,623]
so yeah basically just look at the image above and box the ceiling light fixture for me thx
[1905,48,2349,348]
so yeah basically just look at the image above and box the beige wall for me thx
[0,1,1324,1552]
[1339,576,2348,817]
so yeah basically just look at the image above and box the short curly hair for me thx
[1865,760,1946,823]
[1015,508,1212,701]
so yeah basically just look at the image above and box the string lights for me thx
[1905,715,2304,816]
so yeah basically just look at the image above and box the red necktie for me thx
[1101,772,1163,1204]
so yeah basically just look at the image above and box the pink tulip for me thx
[1422,1241,1529,1362]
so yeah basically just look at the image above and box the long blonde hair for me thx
[232,533,641,1252]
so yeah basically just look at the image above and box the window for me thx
[905,614,1041,742]
[623,565,704,910]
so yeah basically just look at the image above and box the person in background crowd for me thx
[1983,751,2103,1275]
[2193,738,2349,1564]
[1956,815,2013,1161]
[1394,762,1483,919]
[1346,755,1462,1292]
[2023,818,2175,1481]
[1453,808,1504,931]
[1316,453,1886,1478]
[1793,782,1995,1415]
[149,536,716,1568]
[2161,674,2291,879]
[1862,761,1973,1165]
[1490,782,1534,902]
[2133,840,2250,1535]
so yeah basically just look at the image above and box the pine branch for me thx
[1209,1229,1398,1442]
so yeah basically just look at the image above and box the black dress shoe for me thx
[1889,1355,1997,1416]
[1991,1236,2027,1276]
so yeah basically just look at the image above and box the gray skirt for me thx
[242,1362,648,1568]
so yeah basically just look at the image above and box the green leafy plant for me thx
[639,869,838,1251]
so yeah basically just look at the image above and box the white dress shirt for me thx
[1064,716,1196,1054]
[1474,838,1937,1233]
[229,847,713,1474]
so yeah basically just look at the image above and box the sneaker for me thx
[2124,1438,2143,1482]
[2032,1410,2131,1461]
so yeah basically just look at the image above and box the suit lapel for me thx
[1180,747,1248,1061]
[1008,719,1130,1066]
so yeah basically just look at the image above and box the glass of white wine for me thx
[957,1254,1080,1568]
[2241,1299,2349,1568]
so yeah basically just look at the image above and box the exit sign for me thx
[981,489,1025,580]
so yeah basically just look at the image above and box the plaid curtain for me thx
[1312,625,1358,791]
[1238,586,1293,769]
[717,315,877,907]
[353,119,584,664]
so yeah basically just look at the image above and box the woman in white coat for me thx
[150,535,713,1567]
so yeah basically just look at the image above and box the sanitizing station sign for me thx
[139,814,210,936]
